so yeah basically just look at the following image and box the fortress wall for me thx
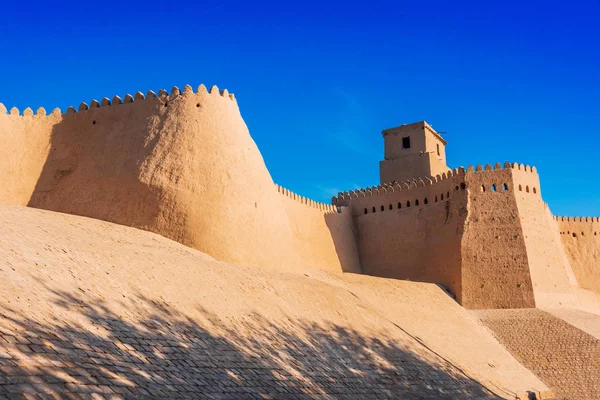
[337,171,467,300]
[276,185,361,273]
[1,86,304,273]
[0,105,57,205]
[461,164,536,309]
[511,165,582,308]
[556,216,600,294]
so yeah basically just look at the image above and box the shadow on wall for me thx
[26,102,171,233]
[325,209,363,274]
[0,288,502,399]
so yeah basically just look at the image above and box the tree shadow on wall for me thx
[0,288,505,399]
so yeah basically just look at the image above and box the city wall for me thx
[2,88,600,311]
[0,87,358,275]
[276,185,361,273]
[334,162,600,310]
[333,170,466,302]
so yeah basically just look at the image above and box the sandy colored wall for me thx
[379,152,445,184]
[511,165,584,308]
[276,185,361,274]
[383,123,427,160]
[0,87,361,276]
[0,87,306,273]
[0,105,55,205]
[556,216,600,294]
[461,164,536,309]
[334,171,467,300]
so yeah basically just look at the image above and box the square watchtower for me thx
[379,121,449,183]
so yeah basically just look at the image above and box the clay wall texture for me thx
[460,164,536,309]
[276,184,361,274]
[335,159,600,311]
[0,87,360,277]
[334,171,465,301]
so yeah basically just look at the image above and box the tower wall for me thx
[379,121,449,184]
[460,164,536,309]
[380,152,443,184]
[511,166,582,309]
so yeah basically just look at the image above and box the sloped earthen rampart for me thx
[0,203,551,399]
[477,308,600,400]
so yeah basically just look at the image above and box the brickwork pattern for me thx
[0,311,502,399]
[476,309,600,400]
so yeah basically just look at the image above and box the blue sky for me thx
[1,0,599,216]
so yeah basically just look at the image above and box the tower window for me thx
[402,136,411,149]
[437,143,440,156]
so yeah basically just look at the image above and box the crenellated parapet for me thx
[0,84,237,118]
[554,215,600,236]
[555,216,600,223]
[465,161,537,174]
[333,161,542,217]
[333,167,466,207]
[554,215,600,243]
[275,184,337,213]
[465,161,540,195]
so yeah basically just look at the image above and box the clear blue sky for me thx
[1,1,599,216]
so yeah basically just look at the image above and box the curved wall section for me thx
[2,87,303,272]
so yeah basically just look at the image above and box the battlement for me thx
[333,167,465,207]
[276,184,337,213]
[0,84,237,118]
[555,215,600,238]
[334,161,540,209]
[555,216,600,223]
